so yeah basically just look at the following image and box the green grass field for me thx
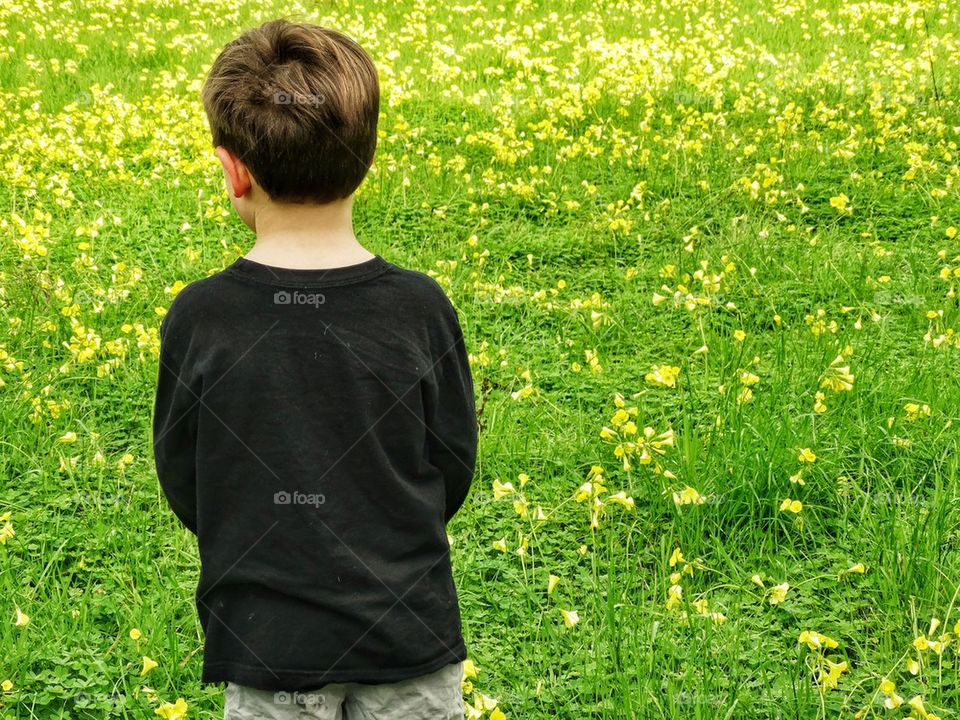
[2,0,960,717]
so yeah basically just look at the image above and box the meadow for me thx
[1,0,959,717]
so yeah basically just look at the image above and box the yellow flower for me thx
[669,547,685,567]
[129,628,142,640]
[666,584,683,610]
[559,609,579,628]
[798,630,838,650]
[492,479,514,500]
[58,431,78,444]
[779,498,803,514]
[903,403,931,421]
[547,575,560,594]
[820,355,855,392]
[1,680,12,692]
[510,384,534,401]
[813,392,827,413]
[489,709,507,720]
[838,563,866,580]
[797,447,816,463]
[154,697,188,720]
[14,608,29,627]
[673,486,705,506]
[574,482,596,503]
[879,677,904,709]
[829,193,851,213]
[462,658,478,679]
[141,656,159,676]
[818,659,848,689]
[605,491,635,509]
[164,280,187,296]
[768,582,789,605]
[751,574,764,588]
[0,512,14,544]
[492,538,508,553]
[645,364,681,388]
[733,329,746,342]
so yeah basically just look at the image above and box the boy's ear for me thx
[214,146,253,198]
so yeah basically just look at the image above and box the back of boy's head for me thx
[201,19,379,204]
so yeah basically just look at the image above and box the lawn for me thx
[1,0,959,718]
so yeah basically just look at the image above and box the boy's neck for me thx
[244,196,375,270]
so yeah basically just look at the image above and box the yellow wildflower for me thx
[154,698,188,720]
[492,479,514,500]
[768,582,789,605]
[779,498,803,514]
[798,630,838,650]
[645,364,681,388]
[673,486,705,506]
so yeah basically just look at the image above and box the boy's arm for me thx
[427,295,478,524]
[153,308,201,535]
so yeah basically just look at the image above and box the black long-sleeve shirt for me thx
[152,254,477,691]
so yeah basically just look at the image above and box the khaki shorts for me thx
[223,662,465,720]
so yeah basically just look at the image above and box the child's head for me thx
[201,19,379,227]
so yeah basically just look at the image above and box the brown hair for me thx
[201,19,379,204]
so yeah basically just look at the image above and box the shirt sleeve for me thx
[426,292,478,524]
[153,305,201,534]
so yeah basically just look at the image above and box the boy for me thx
[152,19,477,720]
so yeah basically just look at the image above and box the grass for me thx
[1,0,959,718]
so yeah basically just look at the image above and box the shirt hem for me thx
[201,643,467,692]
